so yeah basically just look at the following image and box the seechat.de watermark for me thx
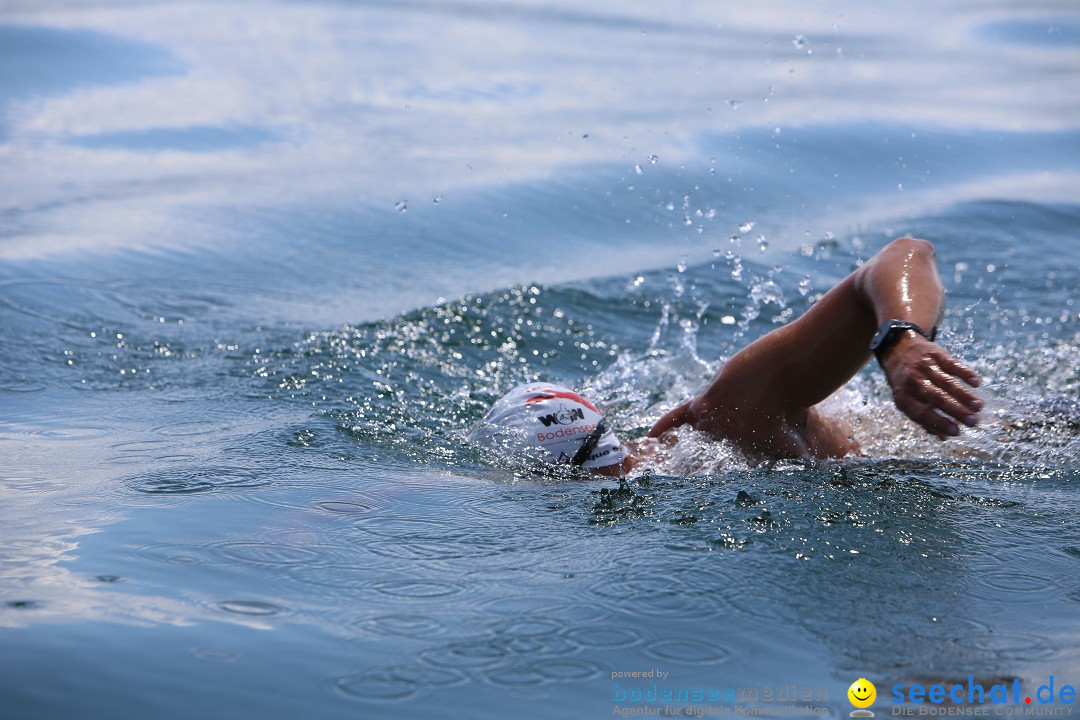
[888,677,1076,717]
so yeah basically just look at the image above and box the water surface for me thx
[1,1,1078,718]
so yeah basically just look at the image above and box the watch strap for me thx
[870,320,937,360]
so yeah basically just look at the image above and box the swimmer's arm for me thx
[852,237,984,438]
[650,237,983,441]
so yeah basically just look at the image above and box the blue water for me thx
[1,1,1079,718]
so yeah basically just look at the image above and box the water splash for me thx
[246,224,1077,477]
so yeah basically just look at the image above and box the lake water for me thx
[1,1,1078,718]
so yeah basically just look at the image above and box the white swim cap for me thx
[468,383,624,469]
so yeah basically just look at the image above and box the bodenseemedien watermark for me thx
[609,670,830,718]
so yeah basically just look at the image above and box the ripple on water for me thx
[387,664,468,688]
[215,599,289,617]
[972,569,1061,596]
[333,670,417,702]
[970,631,1056,661]
[488,617,567,639]
[105,439,184,467]
[109,439,173,453]
[484,665,549,688]
[565,625,643,649]
[642,638,733,665]
[124,467,269,495]
[314,500,374,515]
[286,563,412,596]
[190,648,241,663]
[479,595,570,615]
[904,616,993,644]
[354,515,526,561]
[353,515,462,539]
[216,541,326,567]
[152,418,238,437]
[363,539,493,561]
[355,614,449,639]
[458,559,539,582]
[590,573,720,620]
[109,453,198,467]
[504,635,580,657]
[130,542,224,566]
[0,277,127,329]
[721,581,800,625]
[420,640,508,670]
[372,579,465,599]
[16,425,112,441]
[530,658,603,681]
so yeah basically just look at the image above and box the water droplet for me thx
[792,34,807,50]
[433,194,443,204]
[395,200,408,212]
[727,99,741,110]
[897,183,904,191]
[739,220,755,234]
[757,235,769,253]
[677,257,688,273]
[648,154,659,164]
[798,276,812,296]
[634,164,643,175]
[665,201,675,211]
[683,216,693,226]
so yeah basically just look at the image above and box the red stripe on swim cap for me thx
[522,388,599,413]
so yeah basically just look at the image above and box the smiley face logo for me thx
[848,678,877,709]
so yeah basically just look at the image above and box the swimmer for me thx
[469,237,984,475]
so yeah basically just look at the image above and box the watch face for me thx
[870,321,912,351]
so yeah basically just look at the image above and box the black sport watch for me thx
[869,320,937,360]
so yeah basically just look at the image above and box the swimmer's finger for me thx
[932,350,981,388]
[904,395,961,439]
[924,363,983,422]
[919,378,976,428]
[892,374,960,437]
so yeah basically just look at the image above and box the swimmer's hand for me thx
[878,333,983,440]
